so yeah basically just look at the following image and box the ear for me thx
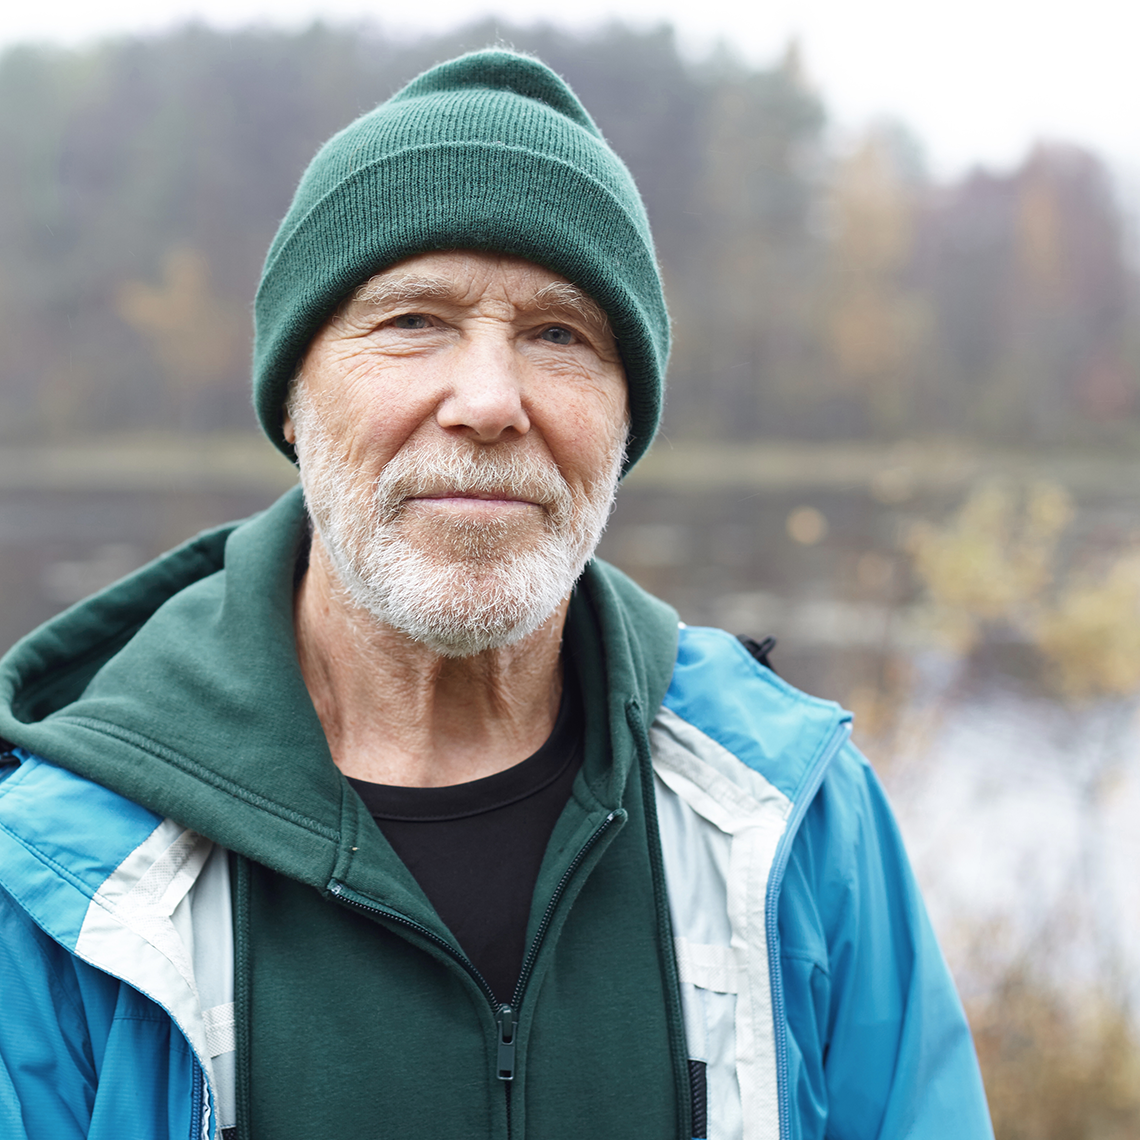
[282,409,296,445]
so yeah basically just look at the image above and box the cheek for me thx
[579,381,629,447]
[308,364,439,473]
[545,391,628,481]
[335,407,422,475]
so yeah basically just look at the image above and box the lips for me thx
[367,443,576,530]
[402,481,552,515]
[410,489,534,503]
[403,494,544,524]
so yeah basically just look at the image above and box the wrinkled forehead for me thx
[287,250,627,411]
[339,250,614,334]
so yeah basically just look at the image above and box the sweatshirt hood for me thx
[0,486,678,890]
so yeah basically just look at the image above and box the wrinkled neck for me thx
[292,534,567,787]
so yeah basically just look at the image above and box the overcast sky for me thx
[3,0,1137,184]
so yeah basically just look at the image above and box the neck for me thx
[293,534,568,787]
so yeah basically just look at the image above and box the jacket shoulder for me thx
[663,625,851,804]
[0,754,163,949]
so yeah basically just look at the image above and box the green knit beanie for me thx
[253,49,668,472]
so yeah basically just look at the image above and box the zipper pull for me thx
[496,1003,516,1081]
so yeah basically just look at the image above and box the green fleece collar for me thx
[0,486,678,890]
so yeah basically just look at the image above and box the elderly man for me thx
[0,50,992,1140]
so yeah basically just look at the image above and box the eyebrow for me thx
[531,282,611,333]
[352,274,453,306]
[349,273,611,334]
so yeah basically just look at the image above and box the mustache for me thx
[369,444,575,526]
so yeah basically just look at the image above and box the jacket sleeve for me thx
[0,881,203,1140]
[0,883,99,1139]
[777,741,994,1140]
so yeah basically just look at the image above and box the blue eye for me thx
[393,314,430,329]
[541,326,574,345]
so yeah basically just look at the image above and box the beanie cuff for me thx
[254,142,665,471]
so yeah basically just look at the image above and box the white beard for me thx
[290,387,624,658]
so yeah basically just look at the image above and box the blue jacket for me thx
[0,627,992,1139]
[0,490,992,1138]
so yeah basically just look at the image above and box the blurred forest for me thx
[4,22,1140,1138]
[1,18,1138,445]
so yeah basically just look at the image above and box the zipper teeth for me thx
[199,1072,211,1140]
[189,1063,205,1140]
[330,883,501,1010]
[512,810,621,1006]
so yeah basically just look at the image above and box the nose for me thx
[435,332,531,442]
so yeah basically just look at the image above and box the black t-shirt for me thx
[347,675,583,1005]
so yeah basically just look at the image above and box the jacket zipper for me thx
[329,808,624,1133]
[507,808,623,1018]
[190,1065,208,1140]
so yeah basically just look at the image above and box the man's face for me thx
[284,250,629,657]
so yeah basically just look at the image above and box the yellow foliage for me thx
[116,247,245,393]
[829,135,913,277]
[823,131,933,425]
[906,481,1072,651]
[906,479,1140,702]
[1034,549,1140,698]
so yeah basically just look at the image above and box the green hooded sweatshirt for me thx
[0,486,691,1139]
